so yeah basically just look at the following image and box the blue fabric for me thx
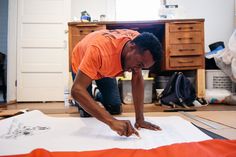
[72,72,76,81]
[205,46,224,57]
[95,78,121,107]
[71,71,121,107]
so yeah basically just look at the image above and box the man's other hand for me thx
[135,120,161,131]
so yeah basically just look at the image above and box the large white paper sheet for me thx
[0,110,211,156]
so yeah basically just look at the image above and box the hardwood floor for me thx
[1,102,236,139]
[1,102,236,116]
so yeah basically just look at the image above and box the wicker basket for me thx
[206,70,234,92]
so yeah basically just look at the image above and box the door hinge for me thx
[15,80,17,87]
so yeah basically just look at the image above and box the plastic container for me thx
[206,70,233,92]
[124,70,150,79]
[119,77,154,104]
[124,72,132,79]
[142,70,150,78]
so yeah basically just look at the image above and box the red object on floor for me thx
[3,139,236,157]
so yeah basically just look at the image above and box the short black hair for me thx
[131,32,162,67]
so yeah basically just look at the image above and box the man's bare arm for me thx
[71,71,140,137]
[132,69,161,131]
[131,69,145,123]
[71,71,115,124]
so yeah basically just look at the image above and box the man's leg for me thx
[95,78,122,115]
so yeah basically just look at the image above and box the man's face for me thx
[123,49,155,73]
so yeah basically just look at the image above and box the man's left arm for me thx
[131,69,161,131]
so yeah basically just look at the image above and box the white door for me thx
[17,0,70,101]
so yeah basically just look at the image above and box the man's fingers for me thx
[145,123,161,131]
[117,131,123,136]
[116,120,161,137]
[149,123,162,131]
[127,122,140,138]
[116,120,140,137]
[149,125,161,131]
[135,121,162,131]
[126,121,134,137]
[126,121,140,137]
[135,123,141,130]
[153,125,162,131]
[116,120,134,137]
[133,129,140,138]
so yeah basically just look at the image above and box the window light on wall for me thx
[115,0,161,21]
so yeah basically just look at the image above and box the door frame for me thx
[7,0,18,103]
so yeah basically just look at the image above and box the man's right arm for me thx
[71,71,139,137]
[71,71,115,124]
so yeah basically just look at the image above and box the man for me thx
[71,29,162,137]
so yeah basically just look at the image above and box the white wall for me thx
[71,0,235,51]
[71,0,116,21]
[178,0,235,51]
[234,0,236,27]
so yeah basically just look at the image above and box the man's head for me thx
[122,32,162,73]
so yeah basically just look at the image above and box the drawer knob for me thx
[178,37,193,40]
[178,26,194,30]
[179,48,195,51]
[178,60,194,63]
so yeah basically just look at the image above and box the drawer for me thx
[169,23,202,32]
[71,25,105,36]
[71,36,80,50]
[169,44,203,56]
[169,32,202,44]
[169,56,203,68]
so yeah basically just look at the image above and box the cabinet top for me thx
[68,19,205,26]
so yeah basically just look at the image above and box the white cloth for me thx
[0,110,211,156]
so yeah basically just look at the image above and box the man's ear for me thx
[129,42,136,50]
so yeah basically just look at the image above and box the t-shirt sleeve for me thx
[118,29,140,39]
[78,45,101,80]
[126,30,140,39]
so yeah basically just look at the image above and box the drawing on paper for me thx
[0,119,50,139]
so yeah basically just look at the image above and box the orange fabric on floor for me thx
[3,139,236,157]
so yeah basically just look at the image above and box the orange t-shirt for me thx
[71,29,139,80]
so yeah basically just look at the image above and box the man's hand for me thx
[135,120,161,131]
[109,119,140,137]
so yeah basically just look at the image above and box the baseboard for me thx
[6,100,17,105]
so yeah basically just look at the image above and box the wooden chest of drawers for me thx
[164,21,205,70]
